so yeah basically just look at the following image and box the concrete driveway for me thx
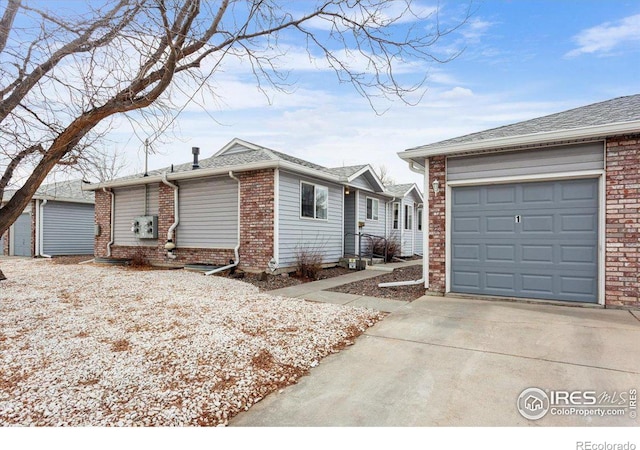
[231,295,640,426]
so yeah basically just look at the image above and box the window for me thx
[404,204,413,230]
[301,182,328,220]
[392,202,400,229]
[417,208,423,231]
[366,197,379,221]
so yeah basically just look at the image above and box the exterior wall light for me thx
[432,179,440,194]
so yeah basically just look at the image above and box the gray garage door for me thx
[13,212,32,256]
[451,178,599,303]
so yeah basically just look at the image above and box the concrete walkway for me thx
[269,260,421,313]
[231,295,640,426]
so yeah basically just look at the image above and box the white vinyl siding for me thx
[278,171,343,268]
[178,177,238,248]
[42,201,94,255]
[113,185,159,246]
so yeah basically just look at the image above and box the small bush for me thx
[372,233,401,262]
[129,246,151,268]
[294,248,323,280]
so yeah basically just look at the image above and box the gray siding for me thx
[278,171,343,268]
[348,174,375,190]
[113,185,159,247]
[344,192,356,255]
[42,201,94,255]
[13,212,32,256]
[222,143,251,155]
[178,177,238,248]
[447,143,605,181]
[359,192,388,253]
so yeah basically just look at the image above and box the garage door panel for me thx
[453,189,480,206]
[486,185,516,205]
[451,179,599,303]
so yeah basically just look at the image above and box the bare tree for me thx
[0,0,469,279]
[376,164,396,187]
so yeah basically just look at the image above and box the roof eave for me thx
[83,160,344,191]
[399,120,640,160]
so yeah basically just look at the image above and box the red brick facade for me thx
[426,139,640,308]
[605,135,640,308]
[93,170,275,272]
[427,156,446,294]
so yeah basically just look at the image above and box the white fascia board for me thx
[399,120,640,160]
[32,195,95,205]
[84,160,343,191]
[406,184,425,203]
[346,165,386,192]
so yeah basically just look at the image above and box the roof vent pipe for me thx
[192,147,200,169]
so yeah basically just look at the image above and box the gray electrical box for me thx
[132,215,158,239]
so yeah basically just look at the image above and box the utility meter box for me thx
[132,215,158,239]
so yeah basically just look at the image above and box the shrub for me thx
[372,233,401,262]
[294,247,323,280]
[129,246,151,268]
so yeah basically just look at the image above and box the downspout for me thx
[379,162,427,288]
[205,171,241,276]
[161,172,179,259]
[39,199,52,258]
[34,199,39,257]
[103,188,115,257]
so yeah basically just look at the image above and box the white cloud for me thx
[460,19,493,41]
[566,14,640,57]
[438,86,473,99]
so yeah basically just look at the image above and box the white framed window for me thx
[417,208,423,231]
[301,181,328,220]
[404,204,413,230]
[392,202,400,230]
[366,197,379,221]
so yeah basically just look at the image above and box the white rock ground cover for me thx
[0,259,383,426]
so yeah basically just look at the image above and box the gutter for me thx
[161,172,179,259]
[38,199,52,258]
[103,188,115,257]
[205,171,241,276]
[399,120,640,160]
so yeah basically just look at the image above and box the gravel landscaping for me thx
[0,258,383,426]
[328,264,425,302]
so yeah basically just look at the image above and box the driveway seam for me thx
[364,333,640,375]
[629,310,640,322]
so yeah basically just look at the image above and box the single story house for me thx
[84,138,424,272]
[399,94,640,308]
[384,183,424,257]
[2,179,95,257]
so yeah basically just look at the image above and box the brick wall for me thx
[605,135,640,308]
[94,190,112,258]
[238,170,275,270]
[93,171,275,272]
[428,156,446,294]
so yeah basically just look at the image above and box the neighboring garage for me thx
[399,94,640,308]
[2,180,95,257]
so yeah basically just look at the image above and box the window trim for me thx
[299,180,329,221]
[366,196,379,221]
[392,202,400,230]
[417,207,423,231]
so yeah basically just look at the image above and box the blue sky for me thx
[108,0,640,187]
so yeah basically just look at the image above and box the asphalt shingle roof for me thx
[408,94,640,151]
[324,165,367,180]
[384,183,418,198]
[3,179,94,203]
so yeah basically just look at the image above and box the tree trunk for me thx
[0,268,6,281]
